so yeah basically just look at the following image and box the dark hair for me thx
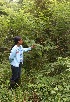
[11,36,21,50]
[13,36,21,45]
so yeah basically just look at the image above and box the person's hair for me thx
[11,36,21,50]
[13,36,21,45]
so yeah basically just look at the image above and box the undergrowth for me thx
[0,57,70,102]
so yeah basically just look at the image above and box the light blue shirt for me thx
[9,45,31,67]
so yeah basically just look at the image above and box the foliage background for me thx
[0,0,70,101]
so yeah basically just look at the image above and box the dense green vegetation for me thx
[0,0,70,101]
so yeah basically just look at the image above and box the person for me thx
[9,36,34,89]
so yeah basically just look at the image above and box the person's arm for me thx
[23,47,32,52]
[9,47,16,62]
[22,45,35,52]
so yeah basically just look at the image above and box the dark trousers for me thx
[10,63,22,88]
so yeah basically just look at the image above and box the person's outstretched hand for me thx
[31,45,35,49]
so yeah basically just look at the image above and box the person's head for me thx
[13,36,23,45]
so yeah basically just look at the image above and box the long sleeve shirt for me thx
[9,45,31,67]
